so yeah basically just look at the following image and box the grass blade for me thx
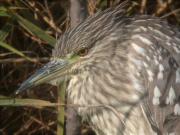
[0,95,56,108]
[0,23,13,41]
[57,81,66,135]
[0,41,33,61]
[12,13,56,46]
[0,6,9,17]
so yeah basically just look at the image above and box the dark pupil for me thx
[78,48,87,56]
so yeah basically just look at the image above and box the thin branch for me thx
[0,57,49,64]
[67,1,89,135]
[160,8,180,18]
[140,0,147,14]
[70,0,89,28]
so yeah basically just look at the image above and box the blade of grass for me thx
[0,95,56,108]
[12,13,56,46]
[0,23,33,62]
[0,41,33,62]
[0,6,10,17]
[0,23,13,41]
[57,81,66,135]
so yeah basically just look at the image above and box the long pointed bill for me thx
[16,56,79,95]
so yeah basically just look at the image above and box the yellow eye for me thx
[77,48,88,57]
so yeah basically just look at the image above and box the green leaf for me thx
[12,13,56,46]
[0,11,9,17]
[0,6,9,17]
[0,23,12,41]
[0,7,7,11]
[0,41,33,61]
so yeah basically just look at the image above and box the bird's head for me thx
[16,43,88,94]
[16,2,129,95]
[16,26,124,93]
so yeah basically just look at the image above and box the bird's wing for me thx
[127,16,180,134]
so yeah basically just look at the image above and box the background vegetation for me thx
[0,0,180,135]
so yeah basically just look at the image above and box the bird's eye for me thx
[77,48,88,57]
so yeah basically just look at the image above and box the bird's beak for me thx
[16,55,79,95]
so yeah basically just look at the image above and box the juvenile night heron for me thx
[16,1,180,135]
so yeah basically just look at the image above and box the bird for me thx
[16,1,180,135]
